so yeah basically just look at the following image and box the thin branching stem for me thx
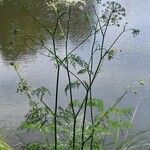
[81,94,88,149]
[124,94,142,140]
[54,65,60,150]
[65,6,75,116]
[81,12,113,149]
[81,22,98,150]
[65,6,76,150]
[93,6,104,36]
[51,11,62,150]
[114,115,120,150]
[89,25,98,150]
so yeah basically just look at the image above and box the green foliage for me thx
[24,143,51,150]
[0,138,13,150]
[111,107,133,116]
[65,80,81,95]
[68,54,88,69]
[32,87,51,99]
[107,49,116,60]
[77,68,88,75]
[88,98,104,112]
[21,103,50,130]
[17,79,30,94]
[19,94,135,149]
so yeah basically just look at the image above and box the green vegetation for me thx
[2,0,149,149]
[0,137,13,150]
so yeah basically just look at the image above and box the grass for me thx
[0,137,13,150]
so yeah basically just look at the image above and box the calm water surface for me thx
[0,0,150,130]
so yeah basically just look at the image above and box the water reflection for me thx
[0,0,91,61]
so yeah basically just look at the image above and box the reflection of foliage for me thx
[0,0,91,61]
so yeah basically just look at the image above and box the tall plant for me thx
[9,0,149,150]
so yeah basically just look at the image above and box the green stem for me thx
[54,65,60,150]
[114,115,120,150]
[65,6,76,149]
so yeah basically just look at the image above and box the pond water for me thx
[0,0,150,132]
